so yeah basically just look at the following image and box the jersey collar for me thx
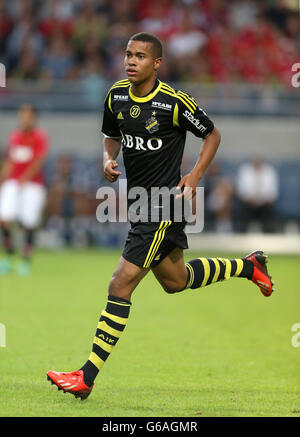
[129,80,162,103]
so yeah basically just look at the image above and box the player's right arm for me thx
[173,91,219,199]
[101,88,122,183]
[103,137,122,183]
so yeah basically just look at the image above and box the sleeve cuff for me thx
[103,134,122,139]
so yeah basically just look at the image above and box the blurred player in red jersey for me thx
[0,104,49,275]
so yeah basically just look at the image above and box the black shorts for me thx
[122,220,189,268]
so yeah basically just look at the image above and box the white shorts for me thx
[0,179,47,228]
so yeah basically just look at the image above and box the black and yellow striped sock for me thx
[80,295,131,387]
[185,257,253,290]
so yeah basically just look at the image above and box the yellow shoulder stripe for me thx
[110,83,130,90]
[160,86,195,113]
[161,83,197,109]
[177,94,195,114]
[176,94,195,113]
[113,79,130,86]
[161,82,176,93]
[105,80,130,101]
[161,85,176,95]
[160,88,177,98]
[177,91,197,110]
[112,80,130,87]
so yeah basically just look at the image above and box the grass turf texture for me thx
[0,249,299,417]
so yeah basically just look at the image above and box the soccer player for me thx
[47,33,274,400]
[0,104,49,275]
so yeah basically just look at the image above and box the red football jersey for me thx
[6,128,49,184]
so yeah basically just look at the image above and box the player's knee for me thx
[162,280,186,294]
[163,285,177,294]
[108,275,122,296]
[108,274,132,301]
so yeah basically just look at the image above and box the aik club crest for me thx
[145,115,159,134]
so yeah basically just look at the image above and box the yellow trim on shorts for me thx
[143,221,171,268]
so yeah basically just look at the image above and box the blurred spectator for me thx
[138,0,174,38]
[5,6,44,73]
[1,0,298,86]
[0,0,13,57]
[104,21,138,79]
[45,154,104,247]
[5,0,36,21]
[80,55,106,107]
[46,154,75,245]
[229,0,258,31]
[71,4,108,57]
[167,9,207,58]
[40,0,75,22]
[205,27,236,83]
[204,160,234,233]
[10,49,41,79]
[236,158,279,233]
[263,0,294,31]
[40,32,75,79]
[39,0,75,41]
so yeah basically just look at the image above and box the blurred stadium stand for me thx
[0,0,299,87]
[0,0,299,252]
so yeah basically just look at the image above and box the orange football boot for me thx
[47,370,93,400]
[245,250,275,297]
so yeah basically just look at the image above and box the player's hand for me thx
[175,172,200,200]
[104,159,122,183]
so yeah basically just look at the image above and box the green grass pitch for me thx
[0,249,299,417]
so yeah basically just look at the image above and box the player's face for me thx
[124,40,161,85]
[18,106,36,130]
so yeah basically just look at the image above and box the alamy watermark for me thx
[96,180,204,233]
[0,323,6,347]
[291,63,300,88]
[291,323,300,348]
[0,62,6,88]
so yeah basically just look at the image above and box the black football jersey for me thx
[101,78,214,217]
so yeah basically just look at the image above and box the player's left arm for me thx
[175,95,220,199]
[177,126,221,199]
[18,131,49,184]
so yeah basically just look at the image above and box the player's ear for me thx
[154,57,162,71]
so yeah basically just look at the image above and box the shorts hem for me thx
[121,253,146,268]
